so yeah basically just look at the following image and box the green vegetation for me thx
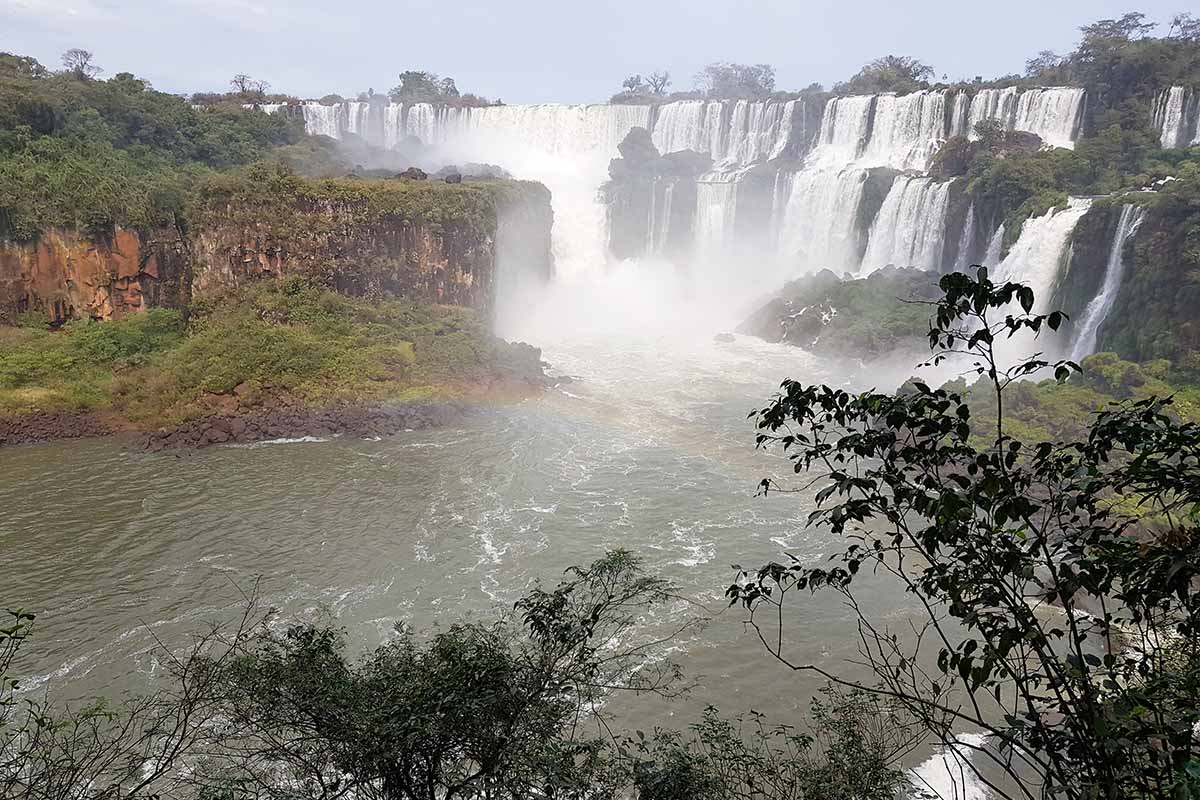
[0,51,315,239]
[737,267,942,360]
[198,162,544,244]
[930,351,1200,446]
[0,278,539,426]
[735,270,1200,800]
[834,55,935,95]
[386,69,496,107]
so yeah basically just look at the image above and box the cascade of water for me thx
[777,167,869,273]
[1013,88,1085,149]
[858,90,949,171]
[650,100,724,161]
[649,99,798,167]
[301,103,343,139]
[811,95,874,166]
[994,198,1093,311]
[966,87,1020,136]
[983,224,1005,268]
[964,87,1085,148]
[1069,205,1145,361]
[1153,87,1200,149]
[861,176,953,272]
[953,202,977,272]
[694,172,739,252]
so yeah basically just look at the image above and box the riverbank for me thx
[0,279,549,450]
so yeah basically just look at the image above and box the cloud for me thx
[3,0,102,19]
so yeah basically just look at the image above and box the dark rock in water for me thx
[397,167,428,181]
[713,333,736,343]
[444,172,463,184]
[137,402,473,452]
[0,411,114,447]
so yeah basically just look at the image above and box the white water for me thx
[954,87,1085,149]
[862,175,954,272]
[994,198,1093,312]
[1153,87,1200,149]
[909,733,991,800]
[777,167,869,274]
[649,99,798,167]
[1069,204,1145,361]
[953,202,977,272]
[259,87,1087,283]
[982,224,1005,268]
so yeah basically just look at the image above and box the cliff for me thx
[1100,195,1200,365]
[0,169,553,326]
[0,227,191,323]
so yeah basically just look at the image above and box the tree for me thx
[694,63,775,99]
[60,49,100,80]
[1024,49,1066,78]
[1079,12,1157,44]
[730,269,1200,800]
[193,552,699,800]
[230,74,270,98]
[647,71,671,95]
[0,53,47,79]
[834,55,934,95]
[628,686,921,800]
[1,604,261,799]
[1167,12,1200,42]
[622,74,646,94]
[389,70,442,103]
[973,117,1007,149]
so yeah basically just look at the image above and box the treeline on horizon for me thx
[612,11,1200,106]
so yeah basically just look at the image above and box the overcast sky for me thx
[2,0,1189,103]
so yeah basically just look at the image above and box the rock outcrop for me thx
[0,175,553,326]
[0,228,191,323]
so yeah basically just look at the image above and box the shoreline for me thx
[0,380,550,452]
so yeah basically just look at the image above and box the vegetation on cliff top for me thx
[198,162,547,242]
[0,278,543,427]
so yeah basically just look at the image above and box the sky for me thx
[2,0,1190,103]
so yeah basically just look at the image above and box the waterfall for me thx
[982,224,1005,268]
[777,167,869,273]
[1153,87,1200,149]
[994,198,1093,312]
[859,90,949,170]
[694,172,739,252]
[1069,205,1145,361]
[861,176,953,272]
[811,95,875,166]
[953,202,977,272]
[1013,88,1085,149]
[961,87,1085,148]
[647,98,800,167]
[301,103,344,139]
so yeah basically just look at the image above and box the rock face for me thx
[0,228,191,323]
[0,179,553,326]
[0,411,116,447]
[602,128,711,260]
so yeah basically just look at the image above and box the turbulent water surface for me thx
[3,326,921,722]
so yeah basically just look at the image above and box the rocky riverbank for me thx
[138,401,471,452]
[0,411,118,447]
